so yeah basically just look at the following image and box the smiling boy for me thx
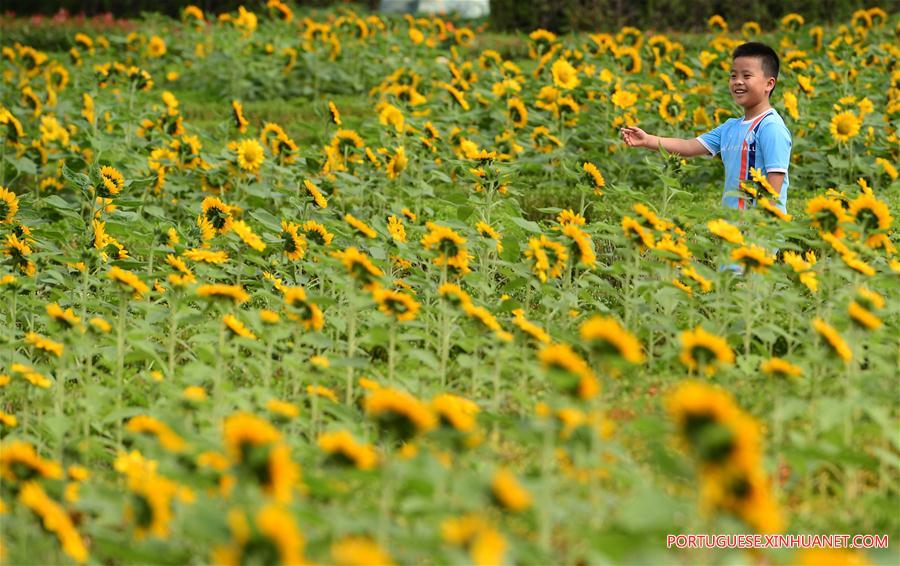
[621,42,792,214]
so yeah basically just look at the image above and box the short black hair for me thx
[732,42,780,97]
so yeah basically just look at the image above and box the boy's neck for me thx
[743,101,773,121]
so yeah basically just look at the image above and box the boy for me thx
[621,42,792,214]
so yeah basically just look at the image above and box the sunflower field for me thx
[0,3,898,565]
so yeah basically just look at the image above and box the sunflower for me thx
[847,193,892,232]
[875,157,898,181]
[303,179,328,208]
[707,219,744,244]
[731,244,775,273]
[840,253,875,276]
[125,415,187,453]
[491,468,531,512]
[281,286,324,330]
[666,381,761,471]
[582,162,605,195]
[11,363,52,388]
[621,216,656,249]
[266,399,299,421]
[475,220,502,252]
[432,393,480,433]
[524,235,568,282]
[222,412,280,461]
[318,430,378,470]
[108,266,149,299]
[331,537,393,566]
[561,224,596,267]
[679,327,734,376]
[372,286,420,322]
[438,81,469,110]
[0,186,19,224]
[420,222,471,274]
[223,314,256,340]
[386,146,407,179]
[231,100,249,133]
[610,89,638,110]
[658,93,686,124]
[200,196,233,235]
[231,220,265,252]
[674,265,714,295]
[782,251,818,293]
[806,196,848,236]
[551,59,580,90]
[302,220,333,246]
[332,247,384,288]
[233,138,265,172]
[197,284,249,305]
[848,301,881,330]
[811,318,852,363]
[829,111,861,143]
[364,388,436,441]
[579,315,644,364]
[96,165,124,198]
[760,357,803,378]
[757,198,792,221]
[24,331,64,357]
[18,481,88,563]
[1,442,63,482]
[538,342,599,400]
[183,248,229,264]
[279,220,307,261]
[507,97,528,128]
[438,282,472,307]
[46,302,82,329]
[617,46,642,74]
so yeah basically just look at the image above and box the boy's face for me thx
[730,56,775,109]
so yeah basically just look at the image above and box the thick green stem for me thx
[345,305,357,405]
[115,293,127,449]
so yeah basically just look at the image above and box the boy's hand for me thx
[620,126,652,149]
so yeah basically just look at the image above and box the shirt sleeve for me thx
[696,123,725,156]
[759,121,792,173]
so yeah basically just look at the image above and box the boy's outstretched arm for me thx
[620,126,709,157]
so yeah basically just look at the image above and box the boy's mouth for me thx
[733,88,747,96]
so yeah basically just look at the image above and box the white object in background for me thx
[380,0,490,18]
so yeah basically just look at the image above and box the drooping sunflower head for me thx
[811,317,852,363]
[231,100,249,133]
[582,162,605,194]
